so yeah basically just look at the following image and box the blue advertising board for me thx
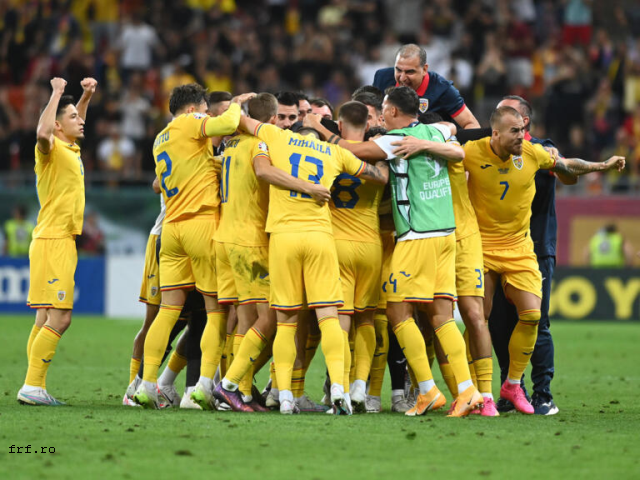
[0,257,105,314]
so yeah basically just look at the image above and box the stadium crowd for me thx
[0,0,640,191]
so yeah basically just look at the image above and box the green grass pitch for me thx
[1,315,639,479]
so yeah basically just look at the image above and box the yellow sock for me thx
[438,361,458,397]
[200,310,227,380]
[234,334,253,397]
[273,323,297,392]
[251,338,272,375]
[348,328,356,386]
[303,333,321,372]
[354,323,375,382]
[425,333,436,368]
[368,313,388,397]
[463,329,478,387]
[270,361,279,390]
[232,333,243,366]
[167,351,187,375]
[220,332,233,377]
[474,356,493,395]
[508,309,540,381]
[342,329,351,393]
[129,357,141,384]
[227,327,267,385]
[318,316,344,387]
[393,318,433,383]
[292,367,305,398]
[25,325,61,387]
[27,325,41,360]
[434,319,471,386]
[142,304,182,382]
[408,365,418,390]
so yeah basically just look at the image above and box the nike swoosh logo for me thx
[396,358,407,365]
[467,396,474,406]
[249,357,256,362]
[42,359,52,363]
[259,273,269,279]
[47,279,59,284]
[480,164,492,169]
[399,271,411,277]
[523,351,533,356]
[147,274,156,279]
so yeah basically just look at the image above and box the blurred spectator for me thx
[77,211,105,255]
[562,0,593,46]
[3,205,33,257]
[117,11,160,82]
[97,123,137,186]
[584,224,634,267]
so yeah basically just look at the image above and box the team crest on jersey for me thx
[151,286,158,297]
[191,113,207,119]
[419,98,429,113]
[512,155,523,170]
[57,291,66,302]
[258,142,269,152]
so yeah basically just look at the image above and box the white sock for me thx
[22,384,40,392]
[507,377,520,385]
[158,367,178,387]
[242,394,252,403]
[221,378,238,391]
[482,392,494,401]
[279,389,293,403]
[142,380,156,392]
[418,380,435,395]
[391,389,404,398]
[330,383,344,399]
[198,376,213,391]
[457,379,474,393]
[271,387,279,397]
[352,379,366,393]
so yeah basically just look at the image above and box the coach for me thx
[373,44,480,129]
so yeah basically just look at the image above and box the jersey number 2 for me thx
[289,153,323,198]
[157,151,179,198]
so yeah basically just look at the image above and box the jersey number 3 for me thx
[289,153,323,198]
[157,151,179,198]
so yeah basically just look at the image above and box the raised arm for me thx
[390,136,464,162]
[253,156,331,205]
[36,78,67,154]
[358,161,389,185]
[204,93,256,137]
[76,77,98,121]
[552,155,625,177]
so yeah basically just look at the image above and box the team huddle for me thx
[17,44,625,417]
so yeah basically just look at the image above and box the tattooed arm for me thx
[358,161,389,185]
[552,156,625,176]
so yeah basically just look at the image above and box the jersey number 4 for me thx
[289,153,323,198]
[157,151,179,198]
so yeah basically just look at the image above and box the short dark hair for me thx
[295,91,309,103]
[310,97,334,115]
[502,95,533,130]
[490,106,522,130]
[384,86,420,116]
[352,85,383,103]
[338,101,369,129]
[56,95,76,119]
[208,91,232,106]
[169,83,208,115]
[418,111,443,124]
[295,127,321,138]
[364,126,387,140]
[249,93,278,123]
[352,92,383,114]
[275,91,299,107]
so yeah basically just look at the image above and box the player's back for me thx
[448,160,478,241]
[153,113,218,223]
[464,138,554,248]
[215,133,269,246]
[253,123,365,234]
[330,141,382,244]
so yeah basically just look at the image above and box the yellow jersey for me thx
[253,123,366,234]
[330,140,382,244]
[153,112,220,223]
[448,160,478,241]
[33,136,85,239]
[464,138,555,249]
[214,134,270,246]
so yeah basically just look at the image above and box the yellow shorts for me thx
[139,233,161,305]
[215,241,270,305]
[483,241,542,299]
[377,231,396,309]
[455,231,485,297]
[27,237,77,309]
[336,240,382,314]
[269,231,343,310]
[386,234,456,303]
[160,216,218,296]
